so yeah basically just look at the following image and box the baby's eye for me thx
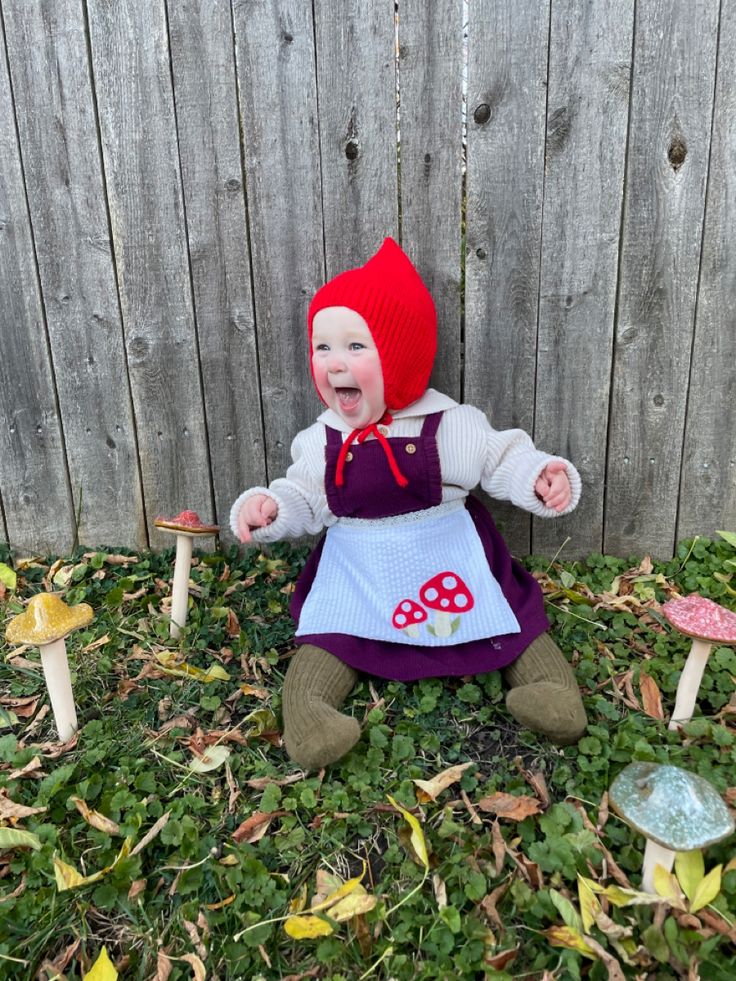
[314,343,330,352]
[349,342,365,351]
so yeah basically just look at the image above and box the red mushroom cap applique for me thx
[392,598,428,637]
[419,572,475,614]
[662,594,736,643]
[419,572,474,638]
[154,509,219,535]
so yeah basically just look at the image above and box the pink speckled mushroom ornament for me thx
[155,510,219,639]
[661,594,736,730]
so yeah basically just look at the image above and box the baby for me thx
[231,238,587,769]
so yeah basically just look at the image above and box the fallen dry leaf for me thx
[491,820,506,876]
[156,950,173,981]
[0,790,46,821]
[5,756,43,781]
[413,762,473,802]
[245,772,306,791]
[130,812,171,857]
[70,796,121,835]
[432,872,448,909]
[639,672,664,720]
[232,810,286,844]
[484,947,518,971]
[128,879,146,900]
[0,695,39,718]
[479,880,510,933]
[477,792,542,822]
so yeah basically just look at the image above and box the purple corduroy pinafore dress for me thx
[291,412,549,681]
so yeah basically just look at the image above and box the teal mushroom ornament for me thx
[609,762,734,893]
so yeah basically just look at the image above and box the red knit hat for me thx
[308,238,437,411]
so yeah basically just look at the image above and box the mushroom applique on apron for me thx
[291,411,550,681]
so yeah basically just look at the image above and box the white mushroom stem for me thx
[39,639,78,742]
[404,624,420,638]
[433,611,452,637]
[170,533,193,639]
[668,638,712,730]
[642,838,676,894]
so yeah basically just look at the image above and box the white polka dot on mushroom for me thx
[425,588,438,601]
[396,614,406,625]
[442,575,456,589]
[401,601,412,611]
[440,598,450,608]
[455,594,467,607]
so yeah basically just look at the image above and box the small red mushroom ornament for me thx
[154,509,219,639]
[392,598,428,638]
[419,571,474,638]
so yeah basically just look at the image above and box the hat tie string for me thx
[335,411,409,488]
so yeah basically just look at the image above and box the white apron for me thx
[296,500,520,646]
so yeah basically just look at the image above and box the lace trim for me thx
[336,497,466,528]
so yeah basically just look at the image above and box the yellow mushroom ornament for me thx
[5,593,93,742]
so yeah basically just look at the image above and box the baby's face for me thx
[311,307,386,428]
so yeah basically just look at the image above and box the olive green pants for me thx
[282,632,587,770]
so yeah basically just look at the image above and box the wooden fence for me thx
[1,0,734,560]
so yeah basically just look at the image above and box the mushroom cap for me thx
[419,572,475,614]
[154,509,219,536]
[5,593,94,646]
[392,598,428,630]
[662,594,736,644]
[609,762,735,851]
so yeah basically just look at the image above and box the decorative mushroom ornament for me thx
[154,510,219,639]
[609,761,734,894]
[5,593,93,742]
[661,594,736,730]
[419,571,474,637]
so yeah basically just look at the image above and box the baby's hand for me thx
[237,494,278,542]
[535,461,571,512]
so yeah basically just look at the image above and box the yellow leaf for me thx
[188,745,231,772]
[310,865,366,913]
[577,876,602,933]
[155,652,229,683]
[725,856,736,874]
[387,795,429,870]
[674,850,704,903]
[653,865,686,909]
[53,855,88,891]
[544,925,598,959]
[83,946,118,980]
[690,864,722,913]
[283,914,334,938]
[329,887,378,922]
[0,828,42,852]
[70,797,121,836]
[289,881,309,913]
[412,762,473,802]
[599,884,657,907]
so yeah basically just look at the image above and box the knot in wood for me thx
[473,103,491,125]
[668,135,687,171]
[345,140,359,161]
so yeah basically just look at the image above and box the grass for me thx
[1,532,735,980]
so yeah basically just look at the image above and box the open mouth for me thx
[335,387,362,410]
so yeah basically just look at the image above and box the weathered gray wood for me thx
[3,0,146,548]
[86,0,214,545]
[604,0,719,558]
[313,0,398,276]
[464,1,549,555]
[0,13,74,554]
[231,0,325,477]
[677,1,736,542]
[533,0,634,558]
[0,494,7,545]
[399,0,464,402]
[167,0,266,543]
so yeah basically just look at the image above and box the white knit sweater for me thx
[229,389,581,542]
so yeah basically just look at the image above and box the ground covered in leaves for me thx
[1,531,736,980]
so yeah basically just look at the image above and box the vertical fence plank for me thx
[0,12,74,554]
[678,3,736,542]
[86,0,214,544]
[464,1,549,555]
[605,0,719,558]
[314,0,398,275]
[231,0,324,478]
[3,0,145,548]
[399,0,464,401]
[167,0,266,542]
[533,0,634,558]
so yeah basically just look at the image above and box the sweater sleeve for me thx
[229,424,334,542]
[471,408,582,518]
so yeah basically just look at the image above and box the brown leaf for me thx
[477,792,542,822]
[0,695,39,718]
[484,947,518,971]
[432,873,448,909]
[491,820,506,877]
[81,634,111,653]
[183,918,207,960]
[5,756,43,781]
[156,950,173,981]
[226,608,241,638]
[0,790,47,821]
[239,683,271,700]
[597,792,610,832]
[245,772,306,791]
[128,879,146,900]
[479,881,510,933]
[40,938,80,977]
[69,796,121,835]
[0,874,26,904]
[130,812,171,857]
[225,762,240,814]
[513,757,551,808]
[232,810,286,844]
[639,672,664,720]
